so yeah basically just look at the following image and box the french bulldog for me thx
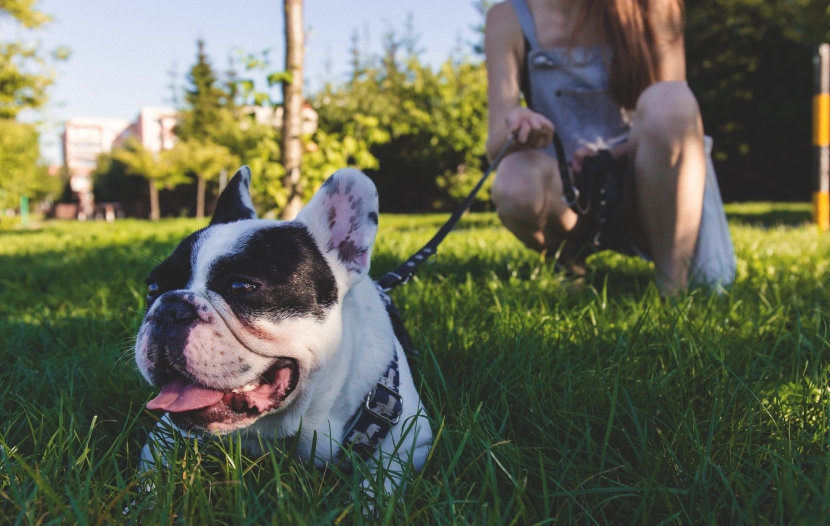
[135,166,432,493]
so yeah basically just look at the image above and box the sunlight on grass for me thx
[2,209,830,523]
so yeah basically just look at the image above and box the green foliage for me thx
[167,42,378,215]
[0,41,52,119]
[111,137,187,188]
[169,139,238,183]
[298,126,379,201]
[314,44,489,212]
[0,1,65,209]
[0,0,50,28]
[232,119,286,212]
[2,206,830,522]
[175,40,234,143]
[431,60,490,202]
[0,0,63,119]
[226,47,380,214]
[91,153,147,204]
[685,0,830,201]
[0,119,60,208]
[110,33,482,216]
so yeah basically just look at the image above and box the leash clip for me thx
[364,383,403,425]
[380,272,407,292]
[561,186,580,207]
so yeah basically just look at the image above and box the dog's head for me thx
[135,166,379,435]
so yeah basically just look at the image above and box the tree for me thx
[111,137,187,220]
[175,35,375,218]
[176,40,238,215]
[176,40,228,142]
[0,1,66,212]
[281,0,305,219]
[0,0,55,119]
[685,0,830,201]
[169,139,238,219]
[236,48,380,215]
[313,23,488,212]
[0,119,59,208]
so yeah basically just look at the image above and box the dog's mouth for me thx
[145,359,299,417]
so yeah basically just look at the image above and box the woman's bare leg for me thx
[625,81,707,293]
[492,149,578,253]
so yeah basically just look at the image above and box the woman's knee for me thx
[492,152,550,218]
[634,81,702,140]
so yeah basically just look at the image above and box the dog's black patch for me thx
[142,230,208,384]
[322,175,340,196]
[145,229,205,311]
[206,224,338,323]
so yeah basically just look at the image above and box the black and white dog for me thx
[135,166,432,492]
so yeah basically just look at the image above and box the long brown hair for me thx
[575,0,684,110]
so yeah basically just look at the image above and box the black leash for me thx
[352,131,616,470]
[375,135,516,292]
[375,130,620,292]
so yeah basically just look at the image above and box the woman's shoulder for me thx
[485,1,522,45]
[488,1,515,18]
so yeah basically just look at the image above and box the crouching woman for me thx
[485,0,735,293]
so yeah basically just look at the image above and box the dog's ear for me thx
[296,168,379,287]
[210,166,257,225]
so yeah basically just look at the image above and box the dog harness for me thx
[340,353,402,463]
[340,290,404,464]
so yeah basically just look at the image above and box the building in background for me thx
[59,105,316,219]
[62,117,130,219]
[61,107,176,219]
[241,104,318,135]
[114,106,177,153]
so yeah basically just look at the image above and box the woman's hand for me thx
[571,142,630,174]
[506,107,554,149]
[570,147,595,175]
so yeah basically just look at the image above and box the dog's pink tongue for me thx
[146,377,225,413]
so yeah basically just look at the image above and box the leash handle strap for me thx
[376,135,516,291]
[553,131,591,215]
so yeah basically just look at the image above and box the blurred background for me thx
[1,0,829,222]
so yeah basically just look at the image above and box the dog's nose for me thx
[147,299,201,383]
[157,300,199,325]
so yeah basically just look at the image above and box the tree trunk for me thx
[149,178,160,221]
[281,0,304,220]
[196,173,206,219]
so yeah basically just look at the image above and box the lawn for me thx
[2,203,830,524]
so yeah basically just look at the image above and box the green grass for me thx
[2,203,830,524]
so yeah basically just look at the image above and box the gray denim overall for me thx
[508,0,736,286]
[509,0,630,160]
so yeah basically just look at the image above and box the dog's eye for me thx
[147,282,160,296]
[230,282,257,295]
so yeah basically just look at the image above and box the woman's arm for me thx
[650,0,686,82]
[485,2,554,161]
